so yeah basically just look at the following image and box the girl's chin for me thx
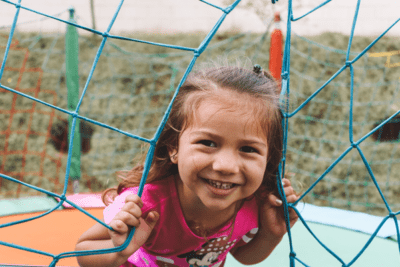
[199,196,239,212]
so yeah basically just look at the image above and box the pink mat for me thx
[57,193,105,208]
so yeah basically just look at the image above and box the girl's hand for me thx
[108,194,159,257]
[258,178,299,239]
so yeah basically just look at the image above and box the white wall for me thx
[291,0,400,37]
[0,0,264,34]
[0,0,399,37]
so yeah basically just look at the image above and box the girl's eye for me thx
[240,146,258,153]
[199,140,216,147]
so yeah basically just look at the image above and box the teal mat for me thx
[0,196,61,217]
[226,221,399,266]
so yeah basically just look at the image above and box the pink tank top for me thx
[103,176,259,267]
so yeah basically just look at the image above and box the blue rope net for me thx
[285,32,400,216]
[0,0,400,266]
[279,0,400,266]
[0,9,272,199]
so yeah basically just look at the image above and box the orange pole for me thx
[269,12,283,82]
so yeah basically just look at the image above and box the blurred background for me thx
[1,0,400,217]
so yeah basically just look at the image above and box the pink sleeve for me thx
[103,187,139,224]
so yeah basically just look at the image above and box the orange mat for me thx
[0,208,104,266]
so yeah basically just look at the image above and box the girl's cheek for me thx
[190,154,208,170]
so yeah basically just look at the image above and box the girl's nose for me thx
[212,151,240,174]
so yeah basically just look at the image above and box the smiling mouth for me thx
[205,179,236,190]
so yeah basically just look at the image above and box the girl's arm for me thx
[75,194,159,267]
[75,222,128,267]
[230,178,298,265]
[229,227,283,265]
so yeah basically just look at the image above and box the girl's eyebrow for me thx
[243,140,267,148]
[190,130,267,148]
[189,130,220,139]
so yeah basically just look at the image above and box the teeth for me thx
[207,179,234,189]
[221,183,231,189]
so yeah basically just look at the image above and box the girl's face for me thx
[170,90,268,214]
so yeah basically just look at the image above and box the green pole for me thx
[66,7,81,193]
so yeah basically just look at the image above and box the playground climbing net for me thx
[0,4,272,199]
[0,0,399,266]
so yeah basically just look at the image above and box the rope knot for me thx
[149,139,157,147]
[50,256,61,267]
[290,252,297,258]
[224,6,232,14]
[281,72,289,80]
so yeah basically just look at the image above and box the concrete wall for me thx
[0,0,399,36]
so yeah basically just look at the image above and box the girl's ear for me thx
[168,148,178,164]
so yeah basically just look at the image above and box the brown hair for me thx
[102,65,283,205]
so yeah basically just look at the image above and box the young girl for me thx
[75,64,299,267]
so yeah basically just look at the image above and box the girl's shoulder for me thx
[120,175,175,199]
[117,176,176,209]
[103,176,176,224]
[235,197,259,226]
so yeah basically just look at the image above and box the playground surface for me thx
[0,195,398,266]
